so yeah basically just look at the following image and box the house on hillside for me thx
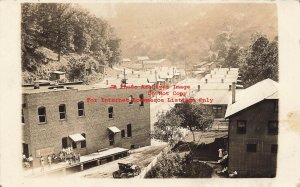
[136,56,150,64]
[50,71,66,81]
[225,79,279,177]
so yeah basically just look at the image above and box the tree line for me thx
[21,3,121,81]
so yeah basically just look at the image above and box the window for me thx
[108,106,114,119]
[212,106,222,113]
[139,94,144,106]
[62,137,68,149]
[59,104,66,120]
[78,101,85,117]
[81,133,86,148]
[237,120,247,134]
[127,124,132,137]
[128,95,133,105]
[109,133,114,145]
[121,130,125,138]
[268,121,278,135]
[247,144,257,152]
[271,144,278,153]
[38,106,47,123]
[72,141,77,149]
[21,108,24,123]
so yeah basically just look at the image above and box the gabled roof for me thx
[225,79,278,118]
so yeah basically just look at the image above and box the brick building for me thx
[225,79,278,177]
[22,84,151,165]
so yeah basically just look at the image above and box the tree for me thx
[173,103,214,142]
[239,33,278,87]
[154,111,183,146]
[223,45,241,68]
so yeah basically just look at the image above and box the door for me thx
[22,143,29,157]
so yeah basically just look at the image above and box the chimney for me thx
[138,74,140,78]
[205,79,208,84]
[232,82,236,104]
[198,85,200,92]
[117,74,119,78]
[227,70,229,74]
[132,70,134,74]
[106,80,108,85]
[229,85,232,90]
[221,79,224,83]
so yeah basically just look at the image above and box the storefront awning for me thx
[69,133,85,142]
[108,126,121,134]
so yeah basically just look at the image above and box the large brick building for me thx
[22,84,151,165]
[225,79,278,177]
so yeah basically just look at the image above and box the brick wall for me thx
[22,87,151,165]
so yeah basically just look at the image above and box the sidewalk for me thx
[23,147,128,177]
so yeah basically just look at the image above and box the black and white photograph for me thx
[1,0,300,187]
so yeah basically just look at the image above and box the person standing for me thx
[218,148,223,159]
[47,155,52,168]
[40,156,45,172]
[28,155,33,167]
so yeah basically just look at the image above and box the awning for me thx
[108,126,121,134]
[69,133,85,142]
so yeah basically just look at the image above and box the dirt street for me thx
[66,140,168,179]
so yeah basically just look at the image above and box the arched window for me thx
[139,94,144,106]
[38,106,46,123]
[59,104,66,119]
[108,106,114,119]
[78,101,85,116]
[128,95,133,105]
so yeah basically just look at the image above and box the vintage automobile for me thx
[112,162,141,178]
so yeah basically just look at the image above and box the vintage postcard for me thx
[0,1,300,187]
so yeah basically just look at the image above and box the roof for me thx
[137,56,150,61]
[108,126,121,134]
[143,60,161,64]
[225,79,278,118]
[69,133,85,142]
[122,58,131,62]
[193,90,237,105]
[52,71,66,74]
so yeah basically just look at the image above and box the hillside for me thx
[92,3,278,63]
[21,4,121,84]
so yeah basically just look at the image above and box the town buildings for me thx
[225,79,279,177]
[22,83,151,166]
[191,67,242,119]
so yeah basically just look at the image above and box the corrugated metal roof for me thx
[225,79,278,118]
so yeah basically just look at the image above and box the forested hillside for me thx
[21,4,121,83]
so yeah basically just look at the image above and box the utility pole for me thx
[155,70,158,103]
